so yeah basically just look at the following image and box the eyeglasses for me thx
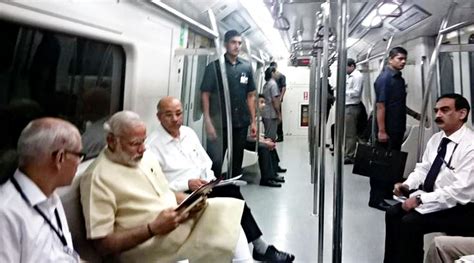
[53,150,86,162]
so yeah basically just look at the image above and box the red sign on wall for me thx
[303,91,309,101]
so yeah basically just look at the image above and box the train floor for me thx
[240,136,386,263]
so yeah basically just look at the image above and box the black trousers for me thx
[244,141,277,182]
[207,127,248,178]
[384,203,474,263]
[208,184,262,242]
[369,134,404,204]
[277,105,284,140]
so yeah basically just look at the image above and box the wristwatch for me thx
[415,195,423,205]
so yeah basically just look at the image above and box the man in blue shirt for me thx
[201,30,257,178]
[369,47,408,211]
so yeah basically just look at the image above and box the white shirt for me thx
[0,170,77,262]
[345,68,364,105]
[146,123,215,192]
[404,125,474,214]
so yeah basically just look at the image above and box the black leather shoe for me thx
[368,201,391,211]
[272,175,285,183]
[260,180,282,187]
[277,167,287,173]
[276,137,284,142]
[253,245,295,262]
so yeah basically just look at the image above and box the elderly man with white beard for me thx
[80,111,250,263]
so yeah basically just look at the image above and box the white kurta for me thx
[80,149,244,262]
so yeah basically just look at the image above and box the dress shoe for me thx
[260,180,282,187]
[277,166,287,173]
[276,137,284,142]
[253,245,295,262]
[368,200,392,211]
[344,158,354,165]
[272,175,285,183]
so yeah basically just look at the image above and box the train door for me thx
[177,51,217,142]
[438,31,474,126]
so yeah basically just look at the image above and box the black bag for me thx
[352,143,408,182]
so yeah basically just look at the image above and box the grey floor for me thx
[240,136,386,263]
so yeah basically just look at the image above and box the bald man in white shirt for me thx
[384,93,474,263]
[0,118,83,262]
[147,96,295,262]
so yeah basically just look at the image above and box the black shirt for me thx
[275,74,286,92]
[374,66,407,136]
[200,55,256,129]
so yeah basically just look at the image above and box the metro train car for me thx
[1,0,474,262]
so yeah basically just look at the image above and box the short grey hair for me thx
[17,118,81,166]
[104,111,143,136]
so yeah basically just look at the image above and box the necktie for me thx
[423,137,451,192]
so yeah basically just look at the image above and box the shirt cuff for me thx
[419,192,438,204]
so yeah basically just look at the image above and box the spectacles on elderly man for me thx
[53,150,86,162]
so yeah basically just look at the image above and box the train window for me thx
[438,53,455,95]
[0,19,125,178]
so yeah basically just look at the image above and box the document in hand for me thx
[175,177,223,213]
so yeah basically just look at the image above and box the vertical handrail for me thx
[417,55,427,162]
[417,1,456,161]
[244,38,259,152]
[317,1,330,262]
[309,56,316,165]
[255,50,266,153]
[312,49,322,203]
[332,0,348,261]
[371,34,394,146]
[208,9,233,179]
[365,45,375,113]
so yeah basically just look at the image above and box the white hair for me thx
[17,118,81,167]
[104,111,143,136]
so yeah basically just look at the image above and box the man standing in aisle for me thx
[269,61,286,142]
[369,47,408,210]
[201,29,257,178]
[384,93,474,263]
[344,58,364,164]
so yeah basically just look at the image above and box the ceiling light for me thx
[377,3,400,16]
[361,10,383,27]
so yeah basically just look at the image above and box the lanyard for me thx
[10,177,68,247]
[441,142,459,170]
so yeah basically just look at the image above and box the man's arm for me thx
[279,75,287,101]
[202,91,217,140]
[92,208,186,256]
[247,91,257,137]
[376,102,389,142]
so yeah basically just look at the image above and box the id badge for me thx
[240,73,248,84]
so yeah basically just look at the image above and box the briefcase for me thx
[352,143,408,182]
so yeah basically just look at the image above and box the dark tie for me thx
[423,137,451,192]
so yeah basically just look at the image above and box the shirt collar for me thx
[442,124,466,145]
[157,123,187,144]
[385,66,401,77]
[13,169,49,207]
[224,53,241,65]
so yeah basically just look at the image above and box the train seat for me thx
[57,160,103,262]
[221,149,259,179]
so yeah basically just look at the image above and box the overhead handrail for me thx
[332,0,348,261]
[417,1,456,161]
[439,20,474,35]
[207,9,233,180]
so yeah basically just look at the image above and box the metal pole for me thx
[371,35,394,145]
[317,1,330,262]
[417,55,427,162]
[309,57,316,165]
[417,2,456,161]
[332,0,348,261]
[208,9,233,179]
[312,49,322,205]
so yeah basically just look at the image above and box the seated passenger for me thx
[80,111,250,262]
[426,236,474,263]
[244,95,285,187]
[146,96,295,262]
[384,94,474,263]
[0,118,82,262]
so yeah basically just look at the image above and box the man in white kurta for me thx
[80,111,245,263]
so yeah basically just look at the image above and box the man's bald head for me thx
[156,96,183,138]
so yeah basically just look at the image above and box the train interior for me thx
[1,0,474,262]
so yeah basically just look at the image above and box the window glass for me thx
[0,19,125,180]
